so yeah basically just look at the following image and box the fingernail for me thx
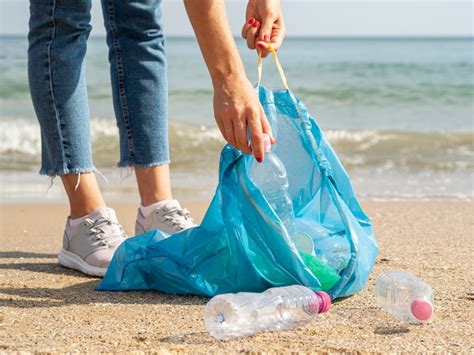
[253,21,260,28]
[248,18,255,25]
[257,43,264,49]
[263,34,269,42]
[256,156,263,163]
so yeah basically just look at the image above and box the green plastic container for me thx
[300,252,341,291]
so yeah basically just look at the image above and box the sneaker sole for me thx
[58,249,107,277]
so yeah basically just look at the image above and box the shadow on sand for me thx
[374,326,410,335]
[0,251,208,309]
[159,332,217,345]
[0,251,57,259]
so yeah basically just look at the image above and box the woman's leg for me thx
[28,0,106,217]
[101,0,194,234]
[101,0,172,200]
[28,0,125,276]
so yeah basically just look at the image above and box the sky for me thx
[0,0,472,37]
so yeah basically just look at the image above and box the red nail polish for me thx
[253,21,260,28]
[257,43,264,49]
[263,34,269,42]
[256,156,263,163]
[248,18,255,25]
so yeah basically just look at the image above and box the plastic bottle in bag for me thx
[376,270,434,324]
[295,219,351,273]
[204,285,331,340]
[248,134,346,285]
[248,133,295,234]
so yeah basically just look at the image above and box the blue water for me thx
[1,36,473,201]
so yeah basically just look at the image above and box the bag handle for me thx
[257,45,289,90]
[257,45,332,177]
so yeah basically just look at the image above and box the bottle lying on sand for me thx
[204,285,331,340]
[376,270,434,324]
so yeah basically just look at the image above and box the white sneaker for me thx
[135,199,196,236]
[58,207,127,277]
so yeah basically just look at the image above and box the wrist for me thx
[211,65,247,89]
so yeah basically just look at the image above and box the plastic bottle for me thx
[376,270,434,324]
[204,285,331,340]
[248,134,295,234]
[294,219,351,273]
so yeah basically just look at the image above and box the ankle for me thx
[61,173,107,219]
[141,195,172,207]
[70,203,107,219]
[135,165,173,207]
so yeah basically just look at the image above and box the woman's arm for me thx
[183,0,273,162]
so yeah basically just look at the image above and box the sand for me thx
[1,201,473,353]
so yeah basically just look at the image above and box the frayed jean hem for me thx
[39,166,98,190]
[39,166,96,177]
[117,160,171,169]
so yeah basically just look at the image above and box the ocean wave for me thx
[3,83,473,107]
[325,130,474,171]
[1,118,472,172]
[0,119,225,170]
[292,84,474,106]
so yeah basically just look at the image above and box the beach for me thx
[1,34,473,353]
[1,201,473,353]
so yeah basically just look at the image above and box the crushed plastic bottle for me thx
[204,285,331,340]
[376,270,434,324]
[295,219,351,273]
[248,134,295,235]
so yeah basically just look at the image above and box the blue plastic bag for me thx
[98,48,378,299]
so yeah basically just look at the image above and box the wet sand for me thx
[0,201,473,353]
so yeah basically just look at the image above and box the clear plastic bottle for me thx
[376,270,434,324]
[204,285,331,340]
[248,134,295,234]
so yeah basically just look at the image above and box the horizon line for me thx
[1,34,473,40]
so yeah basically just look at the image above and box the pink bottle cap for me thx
[309,291,331,314]
[410,298,433,321]
[263,133,271,153]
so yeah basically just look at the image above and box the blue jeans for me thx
[28,0,169,176]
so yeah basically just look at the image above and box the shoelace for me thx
[160,207,194,229]
[88,217,126,246]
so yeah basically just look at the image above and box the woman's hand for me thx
[213,75,274,161]
[241,0,286,57]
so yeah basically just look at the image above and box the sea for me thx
[1,36,473,203]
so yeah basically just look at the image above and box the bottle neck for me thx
[307,291,331,314]
[315,291,331,313]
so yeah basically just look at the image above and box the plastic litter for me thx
[248,133,295,236]
[376,270,434,323]
[204,285,331,340]
[295,219,351,273]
